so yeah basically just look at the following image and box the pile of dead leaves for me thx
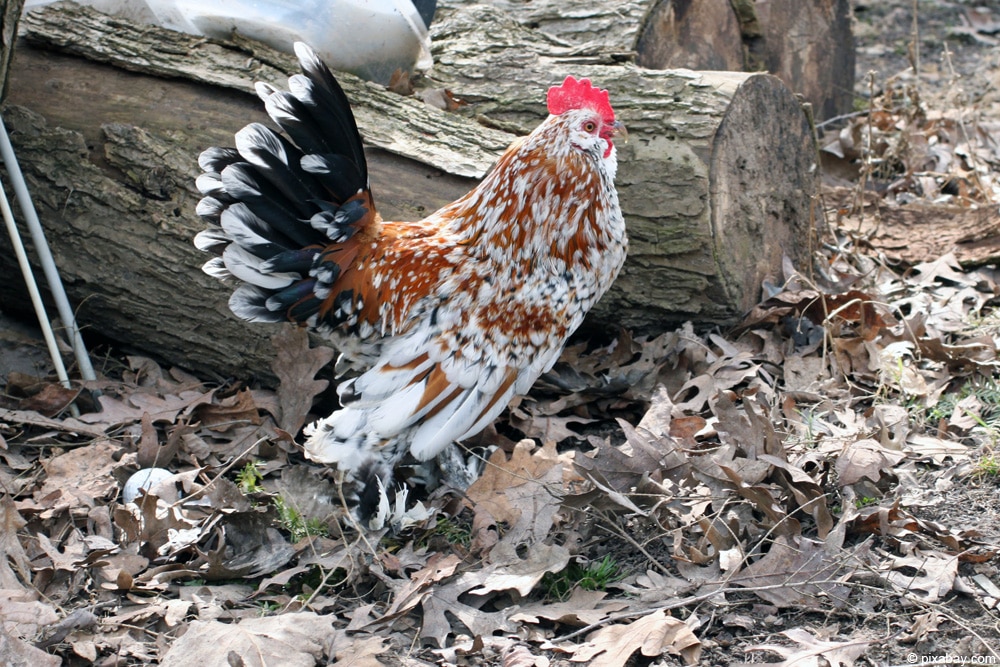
[821,77,1000,206]
[2,231,1000,665]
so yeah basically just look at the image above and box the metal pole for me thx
[0,183,72,388]
[0,115,96,382]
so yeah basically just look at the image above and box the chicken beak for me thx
[611,120,628,144]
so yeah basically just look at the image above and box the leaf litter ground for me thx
[4,2,1000,664]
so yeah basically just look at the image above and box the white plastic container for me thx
[25,0,432,84]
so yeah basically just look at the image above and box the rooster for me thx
[195,43,627,527]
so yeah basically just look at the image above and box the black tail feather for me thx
[219,163,321,247]
[195,42,374,329]
[234,124,321,205]
[301,153,367,203]
[198,146,240,174]
[265,279,320,312]
[292,42,368,180]
[259,88,341,161]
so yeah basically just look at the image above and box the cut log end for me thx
[711,73,818,314]
[587,70,817,334]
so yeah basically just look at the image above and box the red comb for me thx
[547,76,615,124]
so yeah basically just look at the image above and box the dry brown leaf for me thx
[0,588,59,637]
[330,635,389,666]
[136,412,160,468]
[6,371,52,396]
[719,466,800,538]
[508,406,594,445]
[386,68,414,96]
[905,434,971,465]
[732,535,853,609]
[569,610,701,666]
[881,552,958,602]
[743,628,869,666]
[737,289,892,342]
[37,440,119,509]
[193,388,261,431]
[0,494,31,589]
[900,610,943,643]
[470,540,571,597]
[714,393,783,458]
[0,625,60,667]
[469,504,499,556]
[420,87,465,111]
[510,588,630,626]
[78,388,215,427]
[271,326,335,435]
[756,453,834,538]
[377,552,462,624]
[909,252,973,286]
[158,612,335,666]
[576,388,688,494]
[37,607,99,651]
[502,644,541,667]
[71,639,97,662]
[419,571,521,648]
[35,531,88,572]
[113,489,200,557]
[466,440,565,544]
[17,382,80,417]
[835,438,905,487]
[0,408,109,438]
[782,354,829,392]
[848,501,993,557]
[613,569,696,603]
[124,355,170,388]
[538,328,676,406]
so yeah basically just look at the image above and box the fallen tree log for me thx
[0,3,817,382]
[826,187,1000,267]
[440,0,855,120]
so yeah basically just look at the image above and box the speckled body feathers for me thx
[195,45,627,525]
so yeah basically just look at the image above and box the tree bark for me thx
[436,0,650,58]
[636,0,746,72]
[827,187,1000,267]
[0,3,817,381]
[0,0,23,102]
[637,0,856,119]
[459,0,855,120]
[753,0,856,120]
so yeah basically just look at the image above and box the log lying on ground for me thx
[748,0,856,120]
[440,0,855,120]
[0,3,817,381]
[826,187,1000,267]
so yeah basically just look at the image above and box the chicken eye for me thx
[583,121,597,133]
